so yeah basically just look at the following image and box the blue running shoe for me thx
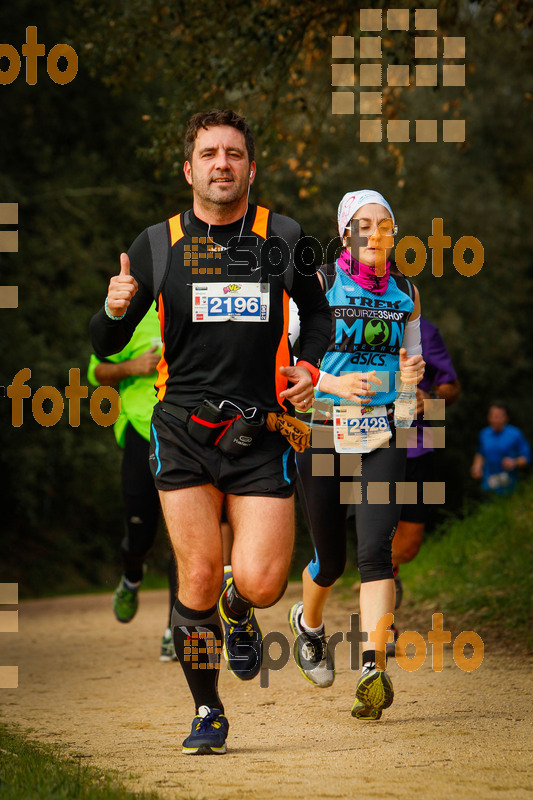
[218,569,262,681]
[182,706,229,755]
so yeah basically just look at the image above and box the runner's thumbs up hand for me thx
[106,253,138,318]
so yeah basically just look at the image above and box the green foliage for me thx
[0,724,162,800]
[400,476,533,644]
[0,2,179,594]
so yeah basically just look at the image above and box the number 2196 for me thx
[208,296,259,315]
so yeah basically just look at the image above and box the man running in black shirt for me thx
[90,109,331,755]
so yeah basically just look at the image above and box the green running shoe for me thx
[112,576,139,623]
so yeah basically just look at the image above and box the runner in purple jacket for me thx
[391,317,460,630]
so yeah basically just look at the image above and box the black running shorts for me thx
[149,404,296,497]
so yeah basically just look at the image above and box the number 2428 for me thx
[347,416,389,432]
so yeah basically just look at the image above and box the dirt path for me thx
[1,586,531,800]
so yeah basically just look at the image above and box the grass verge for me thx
[399,477,533,646]
[0,724,163,800]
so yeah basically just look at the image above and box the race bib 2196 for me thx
[192,282,270,322]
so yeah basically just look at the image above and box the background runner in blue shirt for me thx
[471,404,530,494]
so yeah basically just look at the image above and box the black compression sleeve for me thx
[89,230,155,358]
[89,283,153,358]
[128,229,155,295]
[290,237,331,367]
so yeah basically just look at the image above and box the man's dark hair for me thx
[184,109,255,164]
[489,402,509,415]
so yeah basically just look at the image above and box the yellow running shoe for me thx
[351,667,394,720]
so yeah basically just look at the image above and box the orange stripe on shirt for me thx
[155,294,169,401]
[251,206,269,240]
[275,290,290,411]
[168,213,184,246]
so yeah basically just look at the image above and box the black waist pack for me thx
[184,400,265,457]
[186,400,225,445]
[217,413,265,457]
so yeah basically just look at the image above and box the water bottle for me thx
[394,382,416,428]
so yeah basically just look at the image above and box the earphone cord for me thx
[207,182,251,249]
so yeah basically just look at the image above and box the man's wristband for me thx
[104,297,127,321]
[296,360,320,387]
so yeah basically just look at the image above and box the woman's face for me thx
[345,203,395,273]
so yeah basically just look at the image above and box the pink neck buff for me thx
[338,248,390,295]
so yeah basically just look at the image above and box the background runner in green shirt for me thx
[88,304,178,661]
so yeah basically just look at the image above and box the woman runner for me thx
[289,190,425,720]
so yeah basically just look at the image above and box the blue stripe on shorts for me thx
[307,552,321,581]
[151,423,161,476]
[282,446,291,483]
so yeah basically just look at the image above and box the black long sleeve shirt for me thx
[90,204,331,412]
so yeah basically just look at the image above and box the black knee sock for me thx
[171,599,223,712]
[224,581,252,619]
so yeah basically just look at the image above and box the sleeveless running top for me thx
[316,261,415,407]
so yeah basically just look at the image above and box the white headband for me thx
[337,190,395,238]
